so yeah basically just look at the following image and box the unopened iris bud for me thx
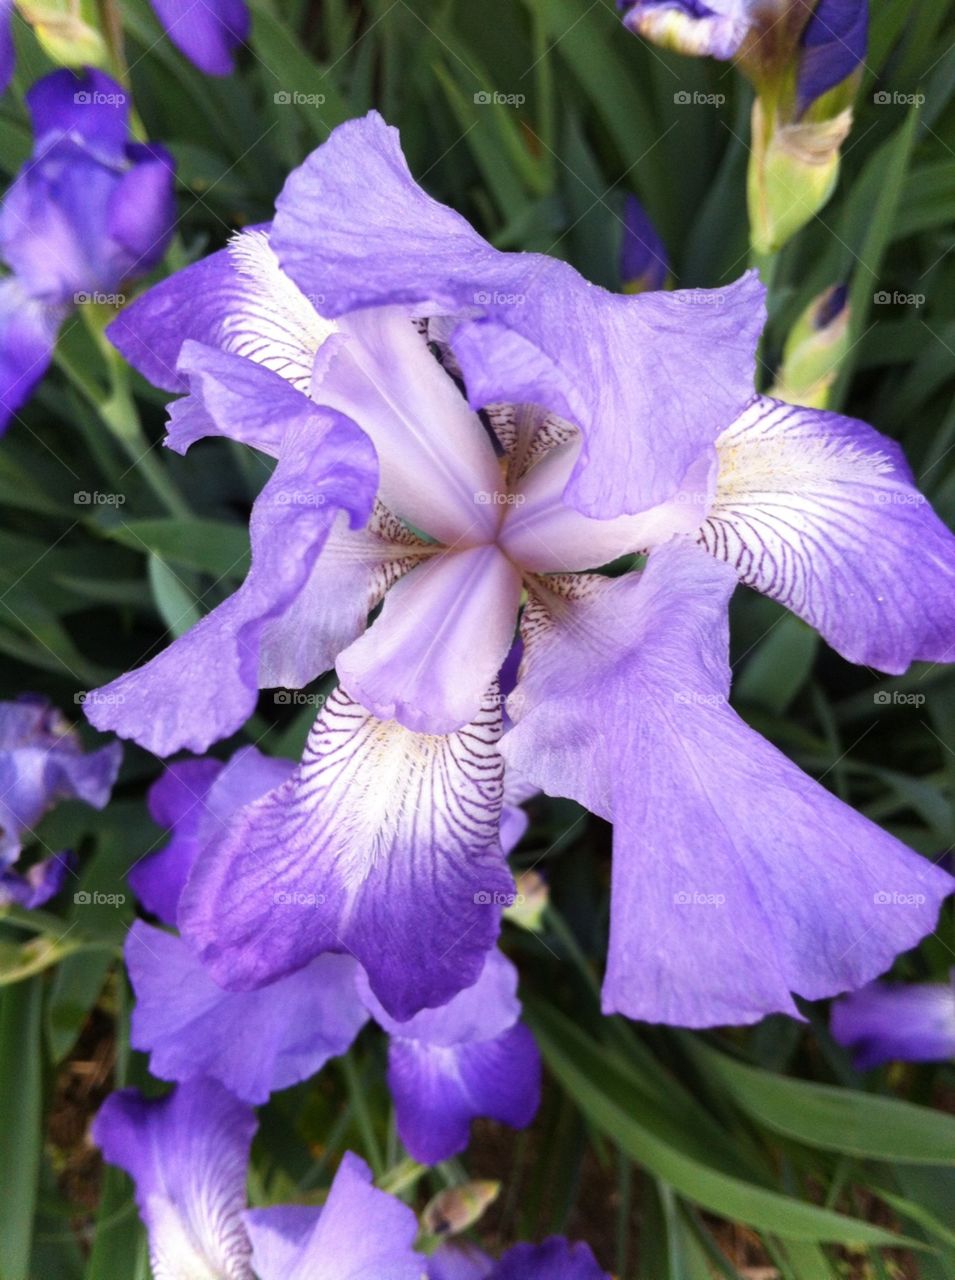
[503,869,549,932]
[618,0,752,60]
[14,0,111,74]
[422,1180,500,1238]
[770,283,850,408]
[620,194,670,294]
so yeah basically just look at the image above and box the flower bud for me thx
[421,1180,500,1238]
[503,870,549,932]
[770,283,850,408]
[620,194,670,294]
[16,0,111,72]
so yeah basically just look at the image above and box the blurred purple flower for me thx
[149,0,249,76]
[89,112,955,1029]
[0,695,120,907]
[94,1080,424,1279]
[831,976,955,1069]
[0,67,175,433]
[430,1238,610,1280]
[620,193,669,293]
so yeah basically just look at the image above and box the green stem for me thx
[377,1156,425,1198]
[339,1051,385,1177]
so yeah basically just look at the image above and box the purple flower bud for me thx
[620,194,669,293]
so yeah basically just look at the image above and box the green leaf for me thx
[148,554,201,637]
[0,978,43,1280]
[696,1041,955,1165]
[102,518,249,580]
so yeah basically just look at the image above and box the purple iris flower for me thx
[620,0,867,114]
[94,1080,422,1279]
[620,194,669,293]
[148,0,250,76]
[831,976,955,1070]
[126,746,540,1153]
[429,1238,610,1280]
[88,112,955,1029]
[0,695,120,907]
[0,67,175,433]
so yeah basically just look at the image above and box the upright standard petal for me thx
[245,1151,421,1280]
[127,922,368,1103]
[698,396,955,673]
[336,544,522,734]
[831,978,955,1070]
[504,541,954,1027]
[84,397,378,756]
[149,0,250,75]
[93,1080,256,1280]
[270,111,764,519]
[27,68,130,158]
[179,687,511,1020]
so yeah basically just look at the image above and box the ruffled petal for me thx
[93,1079,256,1280]
[179,686,510,1020]
[492,1239,610,1280]
[504,540,954,1027]
[270,111,764,519]
[84,407,378,756]
[699,396,955,673]
[149,0,250,75]
[336,544,522,733]
[106,142,177,277]
[0,278,62,434]
[386,1022,541,1163]
[831,978,955,1070]
[127,922,367,1103]
[245,1151,421,1280]
[107,227,333,394]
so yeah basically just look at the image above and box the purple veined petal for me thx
[0,852,73,908]
[107,227,332,395]
[0,0,14,95]
[107,142,177,278]
[796,0,868,117]
[149,0,250,76]
[428,1244,495,1280]
[84,407,378,756]
[314,305,502,545]
[386,1022,541,1164]
[503,540,955,1027]
[259,502,427,690]
[245,1151,422,1280]
[491,1238,610,1280]
[0,277,62,432]
[698,396,955,674]
[93,1079,257,1279]
[358,948,522,1045]
[133,749,292,925]
[270,111,765,520]
[26,68,130,159]
[179,685,511,1021]
[336,544,522,734]
[620,193,669,293]
[500,438,716,572]
[619,0,754,59]
[127,922,368,1103]
[831,977,955,1070]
